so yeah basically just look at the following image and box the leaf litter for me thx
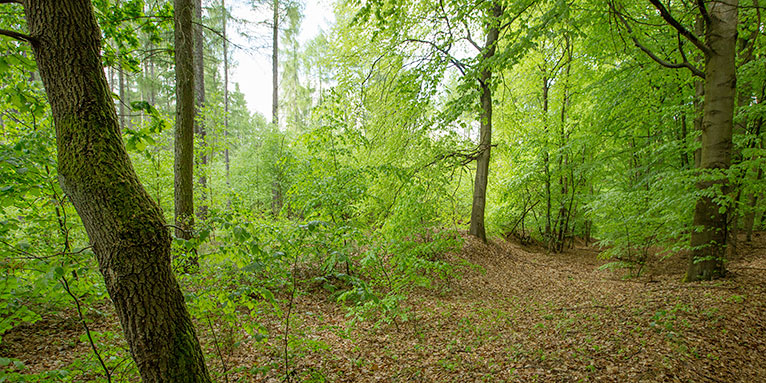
[2,232,765,382]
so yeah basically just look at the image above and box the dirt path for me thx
[3,234,765,382]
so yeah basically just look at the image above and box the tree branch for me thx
[403,38,466,75]
[648,0,711,55]
[0,0,22,4]
[612,5,705,78]
[0,28,37,45]
[697,0,711,25]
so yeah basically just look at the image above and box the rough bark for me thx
[686,0,738,282]
[194,0,208,221]
[469,2,501,242]
[175,0,195,241]
[21,0,212,381]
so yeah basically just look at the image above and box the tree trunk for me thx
[272,0,279,127]
[686,0,738,282]
[194,0,208,221]
[469,2,501,242]
[270,0,283,215]
[21,0,212,381]
[744,168,762,242]
[222,0,230,187]
[175,0,195,241]
[542,74,552,245]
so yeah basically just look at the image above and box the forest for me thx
[0,0,764,381]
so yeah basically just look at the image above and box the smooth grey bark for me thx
[686,0,738,281]
[19,0,212,381]
[175,0,195,241]
[469,2,501,242]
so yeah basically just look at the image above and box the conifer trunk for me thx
[21,0,212,381]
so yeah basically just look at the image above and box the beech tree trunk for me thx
[686,0,738,282]
[175,0,195,241]
[194,0,208,220]
[21,0,212,381]
[469,2,501,242]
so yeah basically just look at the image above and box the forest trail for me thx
[3,234,766,382]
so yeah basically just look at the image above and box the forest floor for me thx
[2,233,766,382]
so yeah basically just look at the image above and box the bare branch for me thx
[648,0,711,55]
[0,28,37,45]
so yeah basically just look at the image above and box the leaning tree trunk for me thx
[686,0,738,282]
[175,0,195,241]
[469,2,501,243]
[21,0,212,381]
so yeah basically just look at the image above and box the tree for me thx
[194,0,208,220]
[5,0,212,381]
[175,0,196,241]
[613,0,739,281]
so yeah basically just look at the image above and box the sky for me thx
[227,0,335,117]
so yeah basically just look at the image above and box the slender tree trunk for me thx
[542,74,552,245]
[194,0,208,221]
[272,0,279,127]
[680,102,690,169]
[555,36,572,252]
[21,1,211,381]
[686,0,738,282]
[118,59,127,130]
[222,0,230,187]
[693,17,705,168]
[744,167,763,242]
[469,2,501,242]
[175,0,196,241]
[270,0,284,215]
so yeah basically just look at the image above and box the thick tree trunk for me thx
[469,2,501,242]
[686,0,738,282]
[21,0,211,381]
[194,0,208,221]
[175,0,195,241]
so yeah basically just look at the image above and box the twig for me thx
[206,314,229,383]
[61,276,112,383]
